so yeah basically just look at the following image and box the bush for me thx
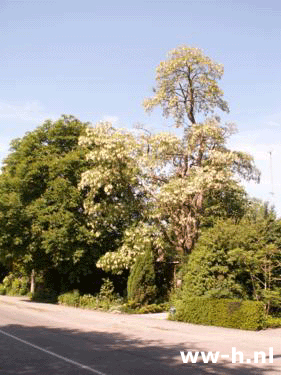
[0,284,6,295]
[179,218,281,316]
[137,303,169,314]
[58,290,80,307]
[2,274,29,296]
[127,245,157,305]
[79,294,98,309]
[179,221,250,300]
[265,316,281,328]
[98,278,115,301]
[170,297,266,330]
[120,300,141,313]
[57,283,124,312]
[121,302,169,314]
[30,288,58,303]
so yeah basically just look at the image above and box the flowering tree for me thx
[80,45,260,274]
[140,118,260,255]
[141,45,260,255]
[79,123,174,273]
[78,122,145,263]
[80,118,259,276]
[143,45,229,127]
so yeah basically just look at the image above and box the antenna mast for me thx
[269,150,274,197]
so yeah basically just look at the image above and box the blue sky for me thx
[0,0,280,216]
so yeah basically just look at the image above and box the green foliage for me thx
[58,290,80,307]
[179,213,281,314]
[2,273,29,296]
[265,316,281,328]
[58,282,124,311]
[0,285,6,295]
[137,303,169,314]
[127,246,157,305]
[201,187,248,228]
[98,278,115,301]
[30,288,58,303]
[0,116,99,286]
[94,278,124,310]
[120,301,169,314]
[171,297,266,330]
[179,220,250,300]
[120,300,142,312]
[79,294,98,309]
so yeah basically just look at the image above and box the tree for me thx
[143,45,229,127]
[179,219,252,300]
[180,207,281,314]
[229,202,281,314]
[0,181,30,271]
[141,45,260,255]
[80,46,260,275]
[79,122,179,275]
[127,245,157,305]
[78,122,145,256]
[200,186,248,228]
[80,119,259,269]
[140,118,259,255]
[0,116,96,291]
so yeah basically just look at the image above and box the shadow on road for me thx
[0,323,278,374]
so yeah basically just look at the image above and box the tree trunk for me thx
[30,269,36,294]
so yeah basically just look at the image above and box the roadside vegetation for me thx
[0,45,280,330]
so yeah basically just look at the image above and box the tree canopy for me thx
[143,45,229,127]
[0,116,96,286]
[180,204,281,314]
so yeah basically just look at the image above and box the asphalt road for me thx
[0,296,280,374]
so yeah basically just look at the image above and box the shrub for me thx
[137,303,169,314]
[265,316,281,328]
[2,274,29,296]
[2,274,13,289]
[121,301,169,314]
[12,277,29,296]
[58,290,80,307]
[98,278,115,301]
[0,284,6,295]
[179,218,281,315]
[127,245,157,305]
[79,294,98,309]
[170,297,266,330]
[179,221,250,300]
[57,287,124,311]
[30,288,58,303]
[120,300,141,313]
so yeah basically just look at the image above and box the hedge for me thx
[170,297,266,330]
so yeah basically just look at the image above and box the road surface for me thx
[0,295,280,374]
